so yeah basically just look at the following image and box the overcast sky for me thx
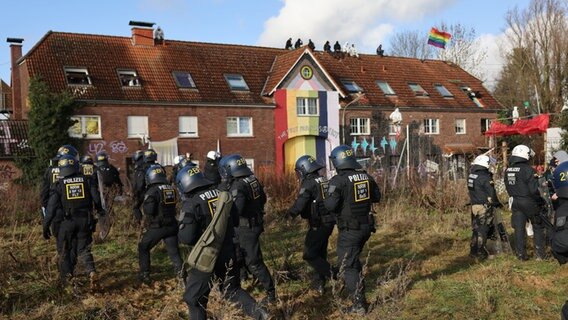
[0,0,530,89]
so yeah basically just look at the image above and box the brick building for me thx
[7,21,501,181]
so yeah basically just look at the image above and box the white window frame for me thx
[127,116,149,138]
[296,97,319,116]
[481,118,491,133]
[224,74,249,91]
[423,119,439,135]
[64,67,92,86]
[179,116,199,138]
[246,158,255,171]
[226,117,253,137]
[118,69,141,87]
[69,115,101,139]
[350,118,370,135]
[455,119,466,135]
[376,80,396,95]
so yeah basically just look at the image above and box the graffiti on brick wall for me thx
[88,140,129,155]
[0,164,16,181]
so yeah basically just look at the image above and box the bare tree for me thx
[437,23,488,80]
[388,23,487,80]
[389,30,434,60]
[503,0,568,113]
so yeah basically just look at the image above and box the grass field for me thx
[1,179,567,319]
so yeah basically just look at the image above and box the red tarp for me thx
[484,114,550,136]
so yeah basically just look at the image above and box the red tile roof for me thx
[21,31,501,109]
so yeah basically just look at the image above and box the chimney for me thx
[7,38,23,119]
[129,21,156,46]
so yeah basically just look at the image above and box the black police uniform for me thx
[44,172,103,280]
[229,174,276,301]
[181,185,266,320]
[324,169,380,308]
[95,162,123,191]
[81,163,95,178]
[288,172,335,289]
[139,181,183,279]
[504,155,546,260]
[133,162,154,221]
[467,164,500,258]
[203,158,222,186]
[40,163,64,244]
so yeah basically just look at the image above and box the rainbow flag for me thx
[427,27,451,49]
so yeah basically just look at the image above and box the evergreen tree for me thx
[15,77,81,184]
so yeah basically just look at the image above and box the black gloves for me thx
[42,224,51,240]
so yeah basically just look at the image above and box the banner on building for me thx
[484,114,549,136]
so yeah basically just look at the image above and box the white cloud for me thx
[476,30,514,90]
[258,0,456,52]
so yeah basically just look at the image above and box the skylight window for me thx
[118,70,141,87]
[435,84,453,97]
[341,79,363,93]
[173,71,197,89]
[64,67,92,86]
[408,83,429,96]
[376,80,396,95]
[224,74,249,91]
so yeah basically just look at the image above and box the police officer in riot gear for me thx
[504,144,546,260]
[43,154,104,287]
[40,155,61,220]
[219,154,276,303]
[549,156,568,264]
[203,151,222,187]
[171,154,186,183]
[467,155,502,259]
[177,165,268,320]
[80,155,96,178]
[40,145,80,251]
[94,151,123,193]
[133,149,159,222]
[288,155,335,294]
[324,145,380,314]
[138,164,183,284]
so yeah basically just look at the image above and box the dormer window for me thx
[341,79,363,93]
[118,70,141,87]
[65,67,92,86]
[173,71,197,89]
[224,74,249,91]
[408,83,429,96]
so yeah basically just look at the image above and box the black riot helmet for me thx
[96,151,109,166]
[58,154,80,177]
[144,149,158,163]
[133,150,144,163]
[176,165,213,194]
[81,155,94,165]
[329,145,361,170]
[57,144,79,160]
[145,164,168,185]
[295,155,324,179]
[219,154,253,179]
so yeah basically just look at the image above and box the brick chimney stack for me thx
[7,38,23,119]
[129,21,155,46]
